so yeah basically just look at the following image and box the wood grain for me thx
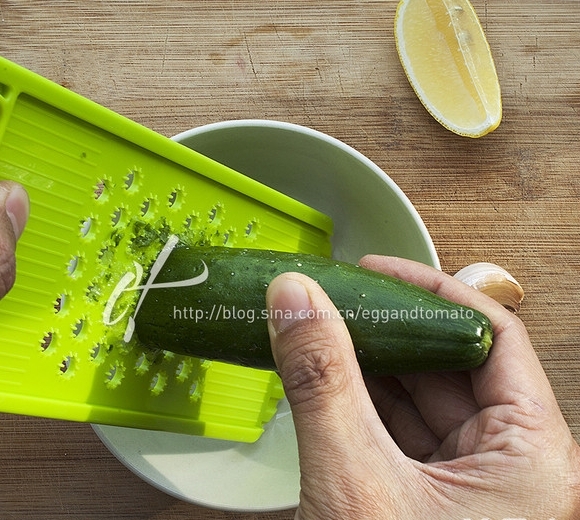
[1,0,579,517]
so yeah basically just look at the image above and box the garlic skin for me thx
[454,262,525,313]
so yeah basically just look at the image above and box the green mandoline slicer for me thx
[0,56,333,443]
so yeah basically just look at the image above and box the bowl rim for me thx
[174,119,440,270]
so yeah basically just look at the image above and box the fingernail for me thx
[267,278,312,335]
[5,185,30,240]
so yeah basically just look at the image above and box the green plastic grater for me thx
[0,56,333,443]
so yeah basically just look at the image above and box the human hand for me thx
[266,255,580,519]
[0,181,29,299]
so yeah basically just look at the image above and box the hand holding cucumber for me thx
[266,256,580,519]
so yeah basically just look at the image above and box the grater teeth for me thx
[0,56,332,442]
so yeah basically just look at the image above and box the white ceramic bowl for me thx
[93,120,439,512]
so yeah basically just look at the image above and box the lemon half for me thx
[395,0,502,138]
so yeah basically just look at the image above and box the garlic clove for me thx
[453,262,525,313]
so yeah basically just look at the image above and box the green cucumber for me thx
[133,246,493,375]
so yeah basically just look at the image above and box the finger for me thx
[0,181,29,299]
[470,314,560,417]
[365,375,441,461]
[396,371,479,441]
[266,273,409,484]
[359,255,561,416]
[366,371,480,459]
[359,255,511,327]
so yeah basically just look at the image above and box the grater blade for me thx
[0,56,332,443]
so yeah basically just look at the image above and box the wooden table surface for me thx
[1,1,579,518]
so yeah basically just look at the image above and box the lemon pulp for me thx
[395,0,502,137]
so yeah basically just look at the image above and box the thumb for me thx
[266,273,405,490]
[0,181,29,299]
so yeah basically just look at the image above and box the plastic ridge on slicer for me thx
[0,56,333,443]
